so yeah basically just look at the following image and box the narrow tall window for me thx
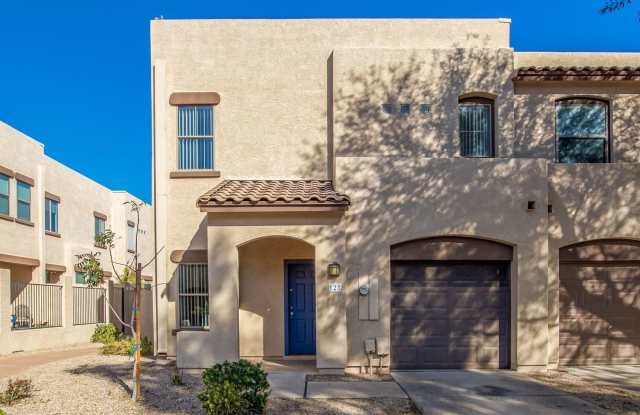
[127,221,135,253]
[556,99,609,163]
[45,198,59,233]
[459,97,494,157]
[16,181,31,221]
[0,174,9,215]
[95,216,105,241]
[178,105,214,170]
[178,264,209,328]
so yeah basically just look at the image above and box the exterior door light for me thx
[327,262,341,278]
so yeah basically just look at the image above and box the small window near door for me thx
[178,264,209,328]
[75,271,86,284]
[556,99,609,163]
[459,97,494,157]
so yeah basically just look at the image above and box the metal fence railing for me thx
[73,286,106,325]
[11,283,63,330]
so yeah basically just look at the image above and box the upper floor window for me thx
[16,180,31,221]
[178,105,214,170]
[0,174,9,216]
[459,97,494,157]
[556,99,609,163]
[45,198,59,233]
[127,221,135,253]
[95,215,106,242]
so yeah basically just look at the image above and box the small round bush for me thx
[198,360,270,415]
[91,323,119,344]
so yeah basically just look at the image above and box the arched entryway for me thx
[237,236,316,358]
[390,236,513,369]
[559,239,640,365]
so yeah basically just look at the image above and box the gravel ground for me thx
[530,370,640,415]
[267,398,419,414]
[0,354,416,415]
[0,354,204,415]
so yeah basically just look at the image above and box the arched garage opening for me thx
[559,239,640,365]
[390,236,513,369]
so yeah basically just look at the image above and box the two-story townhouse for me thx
[0,121,154,354]
[151,18,640,372]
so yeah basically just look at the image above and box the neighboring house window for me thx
[45,198,59,233]
[178,263,209,328]
[556,99,609,163]
[127,221,135,252]
[399,104,411,114]
[177,105,214,170]
[16,180,31,221]
[94,216,105,242]
[75,271,86,284]
[0,174,9,215]
[459,97,494,157]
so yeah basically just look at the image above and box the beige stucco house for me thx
[0,121,154,355]
[151,18,640,372]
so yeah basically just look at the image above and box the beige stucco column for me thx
[314,239,348,370]
[0,268,10,354]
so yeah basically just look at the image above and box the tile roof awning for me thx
[197,180,350,212]
[513,66,640,81]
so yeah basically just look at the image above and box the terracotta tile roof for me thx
[197,180,350,211]
[513,66,640,81]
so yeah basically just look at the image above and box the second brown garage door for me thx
[391,261,510,369]
[559,239,640,365]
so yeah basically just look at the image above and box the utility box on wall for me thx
[352,268,379,320]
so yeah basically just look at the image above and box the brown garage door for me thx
[559,240,640,365]
[391,261,510,369]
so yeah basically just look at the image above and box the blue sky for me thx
[0,1,638,202]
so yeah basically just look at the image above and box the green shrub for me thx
[101,339,131,355]
[128,336,153,357]
[91,323,120,344]
[101,336,153,357]
[198,360,270,415]
[0,378,33,405]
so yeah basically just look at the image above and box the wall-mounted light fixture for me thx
[327,262,341,278]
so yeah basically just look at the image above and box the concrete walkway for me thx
[0,344,100,378]
[306,381,407,399]
[566,365,640,394]
[393,371,603,415]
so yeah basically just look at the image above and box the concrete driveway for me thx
[392,370,603,415]
[566,365,640,394]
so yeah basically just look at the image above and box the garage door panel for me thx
[560,261,640,365]
[391,261,509,369]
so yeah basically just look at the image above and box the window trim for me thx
[458,96,496,158]
[555,97,611,164]
[176,105,215,171]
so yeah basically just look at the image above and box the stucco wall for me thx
[238,237,314,357]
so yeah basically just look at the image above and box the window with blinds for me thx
[45,198,59,233]
[177,105,214,170]
[0,174,9,215]
[459,98,494,157]
[16,180,31,221]
[178,264,209,328]
[556,99,608,163]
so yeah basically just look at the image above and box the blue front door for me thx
[286,261,316,355]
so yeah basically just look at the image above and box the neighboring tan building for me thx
[0,121,154,355]
[150,18,640,372]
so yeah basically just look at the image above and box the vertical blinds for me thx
[178,105,214,170]
[460,103,492,157]
[178,264,209,328]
